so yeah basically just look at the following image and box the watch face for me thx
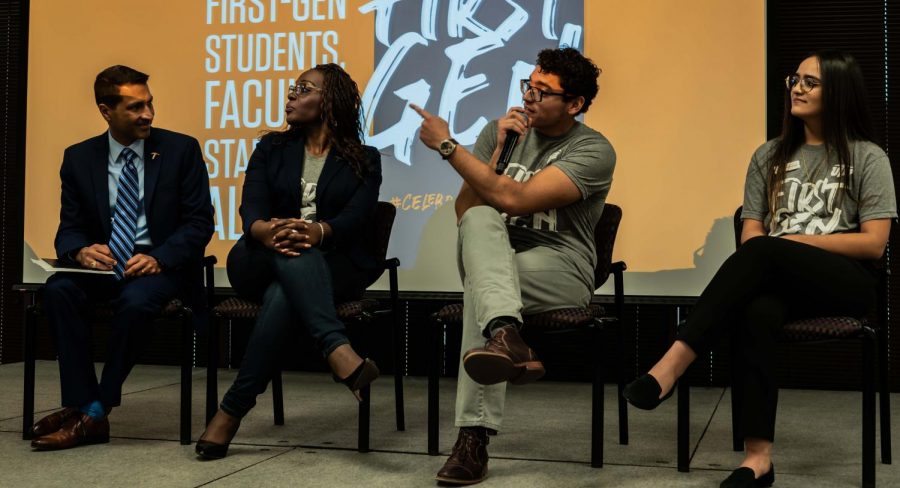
[440,140,456,156]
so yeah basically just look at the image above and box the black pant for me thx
[220,244,368,419]
[43,271,181,410]
[676,236,876,441]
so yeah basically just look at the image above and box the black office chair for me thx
[675,206,891,487]
[20,255,217,446]
[426,203,628,467]
[205,201,404,453]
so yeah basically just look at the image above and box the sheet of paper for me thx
[31,258,115,275]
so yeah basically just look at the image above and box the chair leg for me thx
[427,317,442,456]
[272,370,285,426]
[616,319,629,446]
[677,378,690,472]
[206,315,220,425]
[863,330,876,488]
[390,268,405,432]
[591,328,604,468]
[22,302,37,440]
[731,339,745,452]
[358,385,371,453]
[878,324,892,464]
[612,265,629,447]
[180,309,193,445]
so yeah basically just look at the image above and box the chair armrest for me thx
[203,255,217,304]
[384,257,400,269]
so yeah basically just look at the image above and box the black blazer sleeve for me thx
[54,147,94,261]
[324,147,382,251]
[236,137,382,270]
[239,135,274,235]
[147,137,215,270]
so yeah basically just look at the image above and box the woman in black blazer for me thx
[196,64,382,459]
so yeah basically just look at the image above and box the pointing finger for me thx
[409,103,430,118]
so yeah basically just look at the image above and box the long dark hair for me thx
[273,63,369,178]
[766,50,875,225]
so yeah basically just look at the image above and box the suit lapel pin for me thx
[151,152,160,160]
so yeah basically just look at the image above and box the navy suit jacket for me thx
[54,128,215,271]
[238,132,382,271]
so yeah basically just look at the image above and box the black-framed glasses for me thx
[288,82,323,99]
[520,79,570,102]
[785,75,821,93]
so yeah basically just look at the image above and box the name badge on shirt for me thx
[785,160,801,172]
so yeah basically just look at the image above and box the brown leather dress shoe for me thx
[31,407,79,438]
[463,325,545,385]
[31,413,110,451]
[435,428,489,485]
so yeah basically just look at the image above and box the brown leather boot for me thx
[463,325,545,385]
[435,427,490,485]
[30,413,110,451]
[31,407,79,438]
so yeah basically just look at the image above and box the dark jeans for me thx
[43,271,181,410]
[676,236,876,442]
[220,245,367,419]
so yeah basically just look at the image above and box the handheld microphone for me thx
[495,113,528,175]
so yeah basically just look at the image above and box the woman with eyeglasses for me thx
[624,51,896,487]
[195,64,382,460]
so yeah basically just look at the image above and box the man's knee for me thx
[458,205,505,234]
[116,281,173,317]
[44,274,84,305]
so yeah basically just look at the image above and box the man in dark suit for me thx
[30,65,214,450]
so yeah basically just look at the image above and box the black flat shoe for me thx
[333,358,379,401]
[720,464,775,488]
[623,374,674,410]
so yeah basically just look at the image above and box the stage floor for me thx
[0,361,896,487]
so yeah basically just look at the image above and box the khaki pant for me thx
[454,206,593,431]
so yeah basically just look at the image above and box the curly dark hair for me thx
[535,48,601,114]
[273,63,369,178]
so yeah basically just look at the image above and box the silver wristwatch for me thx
[438,138,459,159]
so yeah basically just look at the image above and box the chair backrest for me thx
[733,206,743,248]
[362,201,397,284]
[592,203,623,289]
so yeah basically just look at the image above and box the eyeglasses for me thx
[520,79,570,102]
[785,75,821,93]
[288,82,323,99]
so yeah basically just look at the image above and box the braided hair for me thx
[274,63,369,178]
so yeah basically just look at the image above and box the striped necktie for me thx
[109,147,141,280]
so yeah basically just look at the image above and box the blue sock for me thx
[79,400,105,419]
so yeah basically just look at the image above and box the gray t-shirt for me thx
[300,148,327,221]
[742,139,897,236]
[472,120,616,288]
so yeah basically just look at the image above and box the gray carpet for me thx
[0,361,896,487]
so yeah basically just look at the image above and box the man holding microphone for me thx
[412,47,616,485]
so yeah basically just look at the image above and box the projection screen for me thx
[24,0,765,297]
